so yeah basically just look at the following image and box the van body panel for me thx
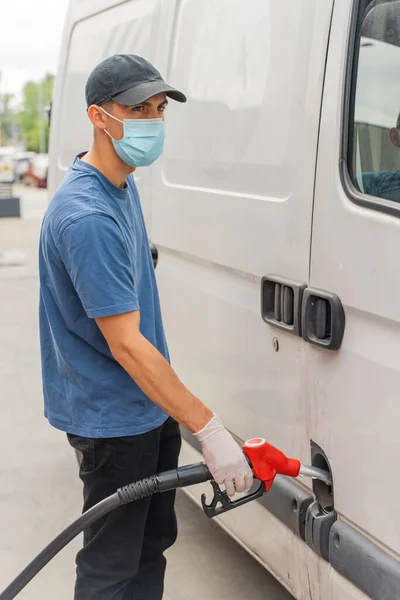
[309,0,400,559]
[330,569,373,600]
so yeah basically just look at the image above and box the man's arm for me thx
[95,310,212,433]
[95,310,253,496]
[57,213,252,495]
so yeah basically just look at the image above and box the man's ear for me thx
[389,127,400,148]
[87,105,108,131]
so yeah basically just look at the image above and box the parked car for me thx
[12,151,36,182]
[22,154,49,188]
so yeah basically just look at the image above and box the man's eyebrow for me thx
[134,99,169,108]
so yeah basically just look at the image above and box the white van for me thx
[49,1,400,598]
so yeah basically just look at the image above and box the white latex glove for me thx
[194,414,253,497]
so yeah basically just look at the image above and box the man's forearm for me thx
[113,333,213,433]
[101,318,253,495]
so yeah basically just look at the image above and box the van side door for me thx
[309,1,400,598]
[152,0,333,530]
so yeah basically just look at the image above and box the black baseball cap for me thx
[85,54,186,108]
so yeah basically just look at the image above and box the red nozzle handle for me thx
[243,438,300,492]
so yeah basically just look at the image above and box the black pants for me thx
[67,417,181,600]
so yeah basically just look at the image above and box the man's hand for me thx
[194,415,253,497]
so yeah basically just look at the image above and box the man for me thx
[39,54,253,600]
[361,112,400,203]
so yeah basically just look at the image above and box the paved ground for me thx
[0,184,293,599]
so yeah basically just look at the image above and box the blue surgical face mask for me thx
[101,108,166,167]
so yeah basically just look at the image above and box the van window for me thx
[349,0,400,203]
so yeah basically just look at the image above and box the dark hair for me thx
[100,99,114,112]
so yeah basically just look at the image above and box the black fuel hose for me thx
[0,462,211,600]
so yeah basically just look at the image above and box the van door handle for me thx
[261,276,306,337]
[301,289,345,350]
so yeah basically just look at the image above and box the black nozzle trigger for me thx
[201,479,266,519]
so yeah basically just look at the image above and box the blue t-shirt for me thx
[39,155,169,437]
[362,170,400,203]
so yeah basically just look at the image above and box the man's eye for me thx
[159,106,166,112]
[133,106,145,112]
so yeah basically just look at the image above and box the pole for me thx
[38,86,45,154]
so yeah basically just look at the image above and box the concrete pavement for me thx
[0,185,293,599]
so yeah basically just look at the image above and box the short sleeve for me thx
[58,214,139,318]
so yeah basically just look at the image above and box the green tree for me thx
[17,73,54,152]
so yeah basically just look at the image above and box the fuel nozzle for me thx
[243,438,301,491]
[202,437,332,518]
[243,438,332,489]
